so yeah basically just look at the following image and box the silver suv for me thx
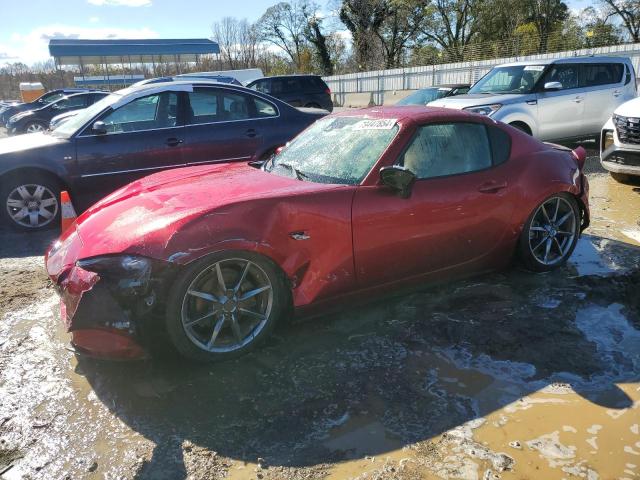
[430,56,637,142]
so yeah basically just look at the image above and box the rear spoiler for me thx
[544,142,586,170]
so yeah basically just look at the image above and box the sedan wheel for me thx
[519,194,579,271]
[166,252,289,361]
[25,122,46,133]
[4,182,59,230]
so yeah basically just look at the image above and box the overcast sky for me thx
[0,0,595,66]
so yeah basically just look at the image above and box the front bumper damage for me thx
[46,229,176,359]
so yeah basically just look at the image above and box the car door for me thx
[536,63,586,140]
[271,78,303,106]
[74,90,185,200]
[580,62,626,136]
[352,122,516,288]
[182,87,262,166]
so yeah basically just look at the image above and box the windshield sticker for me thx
[524,65,545,71]
[354,119,397,130]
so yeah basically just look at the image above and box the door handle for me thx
[573,96,584,103]
[478,181,507,193]
[613,90,621,97]
[166,137,183,147]
[245,128,257,138]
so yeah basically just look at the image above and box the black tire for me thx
[0,172,61,231]
[165,250,290,362]
[518,193,580,272]
[509,122,531,135]
[304,102,322,109]
[22,121,48,134]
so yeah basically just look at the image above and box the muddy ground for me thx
[1,151,640,480]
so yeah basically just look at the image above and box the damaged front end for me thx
[46,230,176,359]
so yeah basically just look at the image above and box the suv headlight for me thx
[463,104,502,116]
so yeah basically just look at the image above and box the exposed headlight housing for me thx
[463,104,502,116]
[76,255,152,290]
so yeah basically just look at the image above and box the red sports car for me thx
[45,107,589,362]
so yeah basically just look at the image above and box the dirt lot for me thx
[1,150,640,480]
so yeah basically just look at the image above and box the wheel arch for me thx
[0,167,70,193]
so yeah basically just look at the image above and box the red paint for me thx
[46,106,590,359]
[71,329,147,359]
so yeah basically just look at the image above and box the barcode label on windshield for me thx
[354,119,397,130]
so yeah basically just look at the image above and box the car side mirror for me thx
[544,81,562,91]
[92,121,107,135]
[379,165,416,199]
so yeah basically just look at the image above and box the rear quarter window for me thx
[582,63,624,87]
[487,125,511,165]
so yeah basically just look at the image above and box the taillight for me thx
[325,88,331,95]
[572,146,586,170]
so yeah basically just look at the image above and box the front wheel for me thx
[24,121,47,134]
[518,194,580,272]
[0,173,61,231]
[165,251,290,362]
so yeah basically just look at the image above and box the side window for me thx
[100,92,178,133]
[487,125,511,165]
[270,79,284,94]
[542,64,579,90]
[625,65,632,85]
[253,80,271,94]
[188,89,218,124]
[220,92,250,120]
[398,123,492,179]
[55,96,87,110]
[253,97,278,118]
[186,89,251,123]
[582,63,623,87]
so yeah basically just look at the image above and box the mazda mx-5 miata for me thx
[45,106,590,362]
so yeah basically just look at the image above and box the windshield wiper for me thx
[277,162,309,181]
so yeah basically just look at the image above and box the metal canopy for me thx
[49,38,220,66]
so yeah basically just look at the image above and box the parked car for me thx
[132,74,242,87]
[49,109,81,130]
[600,96,640,182]
[6,92,109,135]
[247,75,333,111]
[45,106,589,362]
[0,88,95,125]
[396,84,470,105]
[430,56,637,142]
[0,80,327,230]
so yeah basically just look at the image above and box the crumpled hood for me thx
[74,162,341,260]
[0,132,66,155]
[614,97,640,117]
[429,93,533,109]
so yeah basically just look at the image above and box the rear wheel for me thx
[518,194,580,272]
[165,251,290,362]
[304,102,322,109]
[0,172,61,231]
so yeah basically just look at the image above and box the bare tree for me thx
[257,1,309,69]
[600,0,639,41]
[212,17,241,69]
[419,0,479,62]
[339,0,389,70]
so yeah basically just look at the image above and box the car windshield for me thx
[51,93,122,138]
[265,116,399,185]
[469,65,546,94]
[396,88,450,105]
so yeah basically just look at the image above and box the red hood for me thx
[73,162,341,260]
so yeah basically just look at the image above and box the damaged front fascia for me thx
[59,258,177,340]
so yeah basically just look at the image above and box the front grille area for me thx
[614,114,640,145]
[603,150,640,167]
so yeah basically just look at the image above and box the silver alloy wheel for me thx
[528,196,577,266]
[181,258,274,353]
[6,184,59,228]
[26,123,45,133]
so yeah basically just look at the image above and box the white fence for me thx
[323,43,640,106]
